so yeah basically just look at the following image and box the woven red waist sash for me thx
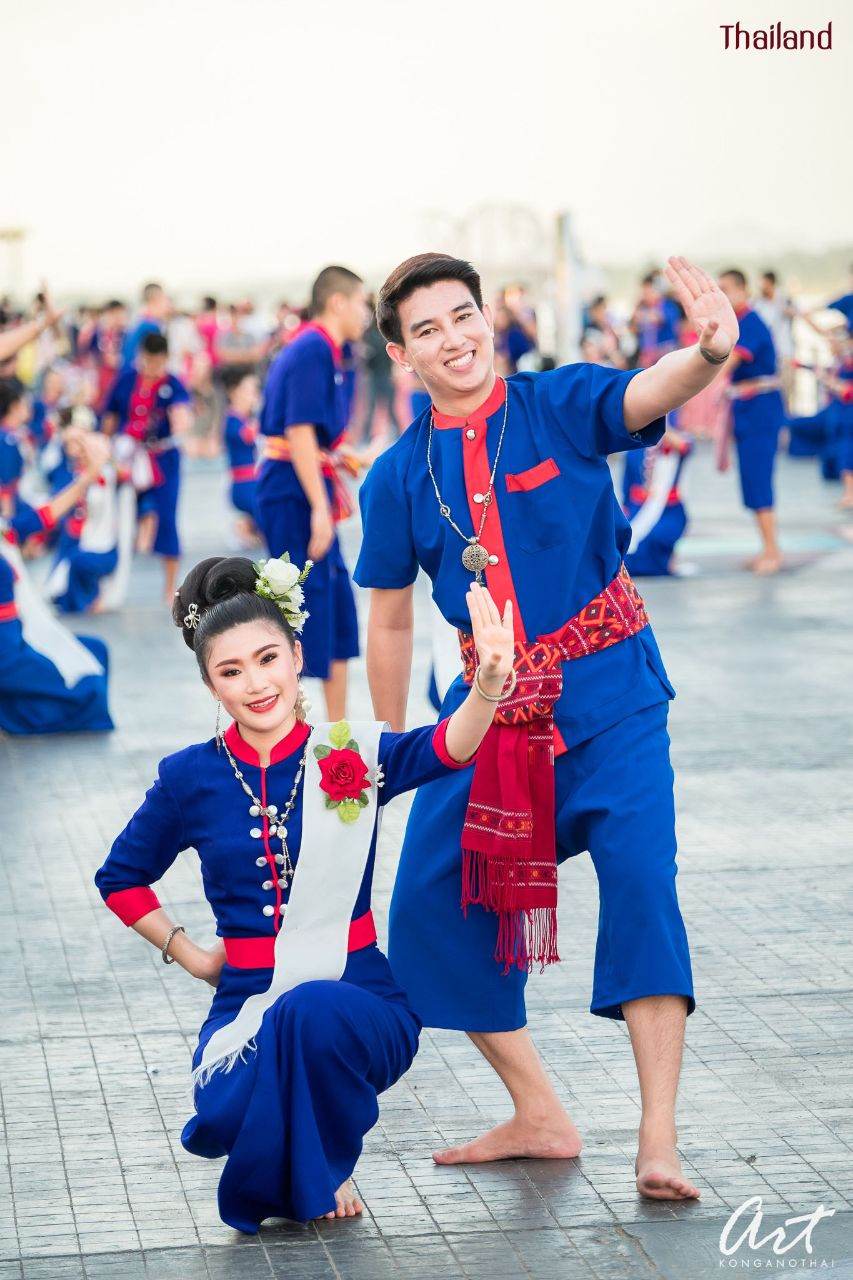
[457,564,649,974]
[222,909,377,969]
[230,465,256,483]
[261,435,354,522]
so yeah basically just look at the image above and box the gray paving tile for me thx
[1,450,851,1280]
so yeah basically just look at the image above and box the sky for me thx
[1,0,850,300]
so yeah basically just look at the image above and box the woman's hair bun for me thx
[172,556,257,649]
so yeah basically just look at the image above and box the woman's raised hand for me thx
[466,582,514,692]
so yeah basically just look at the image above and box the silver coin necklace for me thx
[222,735,308,892]
[426,382,510,582]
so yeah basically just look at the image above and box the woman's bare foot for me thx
[635,1127,700,1201]
[319,1179,364,1220]
[753,551,782,575]
[433,1112,583,1165]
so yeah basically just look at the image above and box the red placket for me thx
[432,377,523,641]
[433,378,569,756]
[259,767,284,931]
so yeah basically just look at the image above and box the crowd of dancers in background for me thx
[1,261,851,739]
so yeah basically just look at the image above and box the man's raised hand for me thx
[663,256,738,360]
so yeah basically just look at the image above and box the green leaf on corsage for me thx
[337,798,361,824]
[357,792,370,807]
[324,796,340,810]
[314,744,332,759]
[328,720,352,749]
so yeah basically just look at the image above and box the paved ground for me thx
[1,441,851,1279]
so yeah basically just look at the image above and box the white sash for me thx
[193,721,385,1089]
[1,540,103,686]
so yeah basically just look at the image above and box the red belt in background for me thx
[230,465,256,483]
[223,909,377,969]
[261,435,355,522]
[0,601,18,623]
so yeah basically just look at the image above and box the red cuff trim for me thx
[432,717,477,769]
[733,345,754,363]
[36,505,57,532]
[105,886,161,926]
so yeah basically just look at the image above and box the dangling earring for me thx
[294,682,309,723]
[215,700,223,751]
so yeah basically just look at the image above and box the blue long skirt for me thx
[52,547,119,613]
[181,945,420,1232]
[0,623,113,734]
[624,503,688,577]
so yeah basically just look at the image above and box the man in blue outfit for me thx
[355,252,737,1200]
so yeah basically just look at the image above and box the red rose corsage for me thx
[314,720,372,823]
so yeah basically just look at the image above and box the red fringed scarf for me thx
[459,564,649,973]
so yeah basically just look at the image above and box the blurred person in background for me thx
[358,298,402,443]
[221,364,261,546]
[103,330,192,600]
[631,272,682,368]
[122,281,171,366]
[256,265,369,719]
[753,271,795,412]
[718,268,785,574]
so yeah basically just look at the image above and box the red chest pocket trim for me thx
[505,457,560,493]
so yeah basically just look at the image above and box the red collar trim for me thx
[300,322,343,366]
[223,718,310,766]
[735,305,751,320]
[432,376,506,429]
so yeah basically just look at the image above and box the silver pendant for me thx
[250,827,262,839]
[462,539,490,575]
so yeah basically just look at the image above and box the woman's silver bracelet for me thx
[474,666,518,703]
[161,924,186,964]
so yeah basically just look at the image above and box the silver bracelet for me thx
[474,666,518,703]
[698,343,729,366]
[161,924,185,964]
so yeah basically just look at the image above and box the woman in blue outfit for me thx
[94,553,512,1230]
[0,430,113,735]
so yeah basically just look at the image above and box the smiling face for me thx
[386,279,495,408]
[205,620,303,743]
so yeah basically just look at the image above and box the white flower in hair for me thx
[254,554,313,632]
[259,557,301,593]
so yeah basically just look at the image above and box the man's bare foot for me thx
[753,552,782,575]
[318,1178,363,1220]
[635,1130,700,1201]
[433,1112,583,1165]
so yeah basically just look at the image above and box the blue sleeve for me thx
[734,313,758,362]
[104,371,130,417]
[266,343,331,437]
[540,364,664,458]
[94,762,187,921]
[8,504,47,542]
[0,437,23,486]
[167,376,190,407]
[353,452,418,588]
[377,720,475,805]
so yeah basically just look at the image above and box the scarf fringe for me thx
[462,847,559,974]
[191,1036,258,1091]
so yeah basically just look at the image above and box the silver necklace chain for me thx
[426,382,510,580]
[222,737,308,890]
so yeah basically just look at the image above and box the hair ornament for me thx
[253,554,312,633]
[183,602,202,630]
